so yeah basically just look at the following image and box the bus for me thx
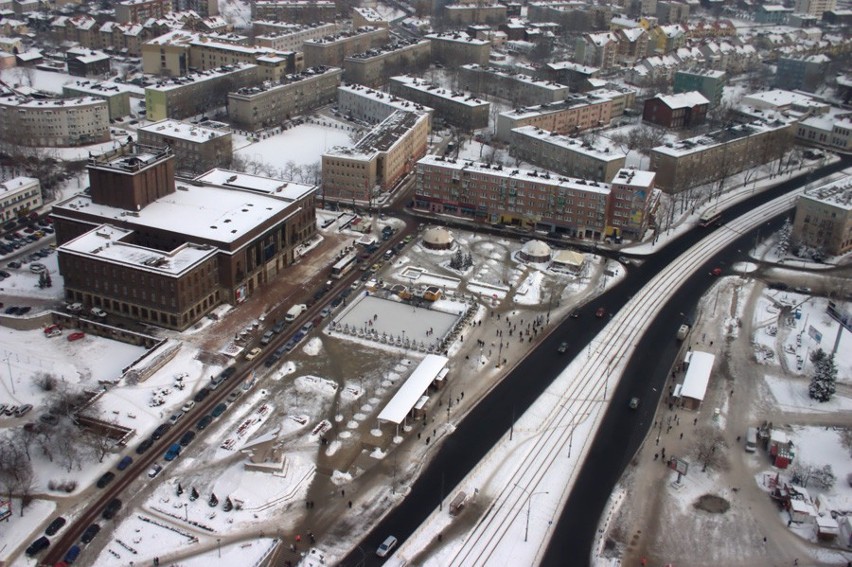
[699,210,721,227]
[331,255,357,279]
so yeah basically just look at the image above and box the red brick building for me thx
[643,91,709,129]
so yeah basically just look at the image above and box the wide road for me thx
[342,157,851,566]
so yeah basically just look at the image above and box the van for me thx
[376,535,397,557]
[676,324,689,341]
[285,304,307,322]
[745,427,757,453]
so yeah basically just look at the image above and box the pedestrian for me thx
[296,535,301,543]
[654,453,658,460]
[763,536,767,543]
[341,489,345,497]
[694,417,698,425]
[679,432,683,439]
[348,500,352,508]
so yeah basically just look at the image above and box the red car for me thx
[711,267,722,276]
[67,331,85,342]
[595,307,606,318]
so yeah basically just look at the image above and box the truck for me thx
[285,304,307,322]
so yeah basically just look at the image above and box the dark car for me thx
[219,366,236,381]
[81,523,101,544]
[272,321,287,334]
[557,342,568,354]
[211,403,227,417]
[25,535,50,557]
[196,415,213,430]
[96,471,115,488]
[45,516,67,536]
[193,388,210,403]
[135,438,154,454]
[116,455,133,470]
[595,307,606,318]
[179,430,196,446]
[64,544,81,564]
[151,423,171,440]
[102,498,122,520]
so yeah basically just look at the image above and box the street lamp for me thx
[183,503,188,521]
[217,537,221,558]
[3,353,14,395]
[560,404,574,459]
[514,483,549,542]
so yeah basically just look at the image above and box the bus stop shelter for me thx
[377,354,449,435]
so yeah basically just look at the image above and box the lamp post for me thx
[3,353,14,395]
[514,484,549,542]
[217,537,221,558]
[560,404,574,459]
[183,503,188,521]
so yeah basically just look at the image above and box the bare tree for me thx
[694,426,728,472]
[33,372,59,392]
[82,427,116,464]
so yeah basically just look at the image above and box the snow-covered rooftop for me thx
[612,168,655,188]
[193,168,315,202]
[146,64,256,92]
[740,89,827,111]
[137,119,231,143]
[681,350,714,401]
[654,91,710,109]
[62,79,136,96]
[801,176,852,211]
[511,125,626,161]
[425,31,490,46]
[461,64,569,91]
[391,76,489,108]
[652,118,793,157]
[378,354,449,424]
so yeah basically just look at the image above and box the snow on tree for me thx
[810,464,836,491]
[808,349,837,402]
[189,486,199,501]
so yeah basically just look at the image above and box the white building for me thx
[0,177,41,223]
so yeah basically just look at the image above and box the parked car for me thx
[45,516,67,536]
[211,403,227,417]
[80,523,100,544]
[15,403,32,417]
[181,400,195,412]
[63,544,81,564]
[116,456,133,471]
[135,438,153,455]
[29,262,46,274]
[102,498,122,519]
[25,536,50,557]
[259,331,274,346]
[151,423,171,440]
[193,388,210,403]
[96,472,115,488]
[67,331,86,342]
[178,431,196,446]
[245,347,262,361]
[147,464,162,478]
[196,415,213,430]
[163,443,181,462]
[90,307,107,318]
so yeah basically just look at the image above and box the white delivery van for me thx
[285,304,307,322]
[745,427,757,452]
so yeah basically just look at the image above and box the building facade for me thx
[642,91,709,129]
[343,39,431,88]
[791,177,852,256]
[144,63,259,121]
[425,32,491,67]
[608,168,656,240]
[322,110,430,203]
[0,177,41,223]
[0,93,109,147]
[228,66,342,131]
[459,64,570,107]
[66,47,111,77]
[336,83,432,124]
[774,55,829,92]
[253,21,339,52]
[443,3,507,25]
[115,0,172,23]
[650,118,794,192]
[63,81,133,120]
[388,75,489,131]
[250,0,336,23]
[52,143,318,330]
[302,27,389,68]
[509,125,627,182]
[796,115,852,154]
[673,69,726,107]
[137,119,233,174]
[495,92,614,141]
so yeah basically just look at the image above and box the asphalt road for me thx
[341,157,851,566]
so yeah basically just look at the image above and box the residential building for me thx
[575,32,619,69]
[648,23,685,54]
[443,3,507,26]
[137,119,232,174]
[343,39,431,88]
[175,0,219,17]
[66,47,111,77]
[739,89,830,116]
[352,7,389,29]
[0,92,109,147]
[322,111,430,203]
[544,61,600,92]
[62,80,133,120]
[509,125,627,182]
[251,0,336,24]
[495,92,614,141]
[253,21,339,52]
[459,64,569,106]
[655,0,689,24]
[527,2,613,32]
[414,155,616,238]
[673,69,725,107]
[587,87,636,118]
[228,66,342,131]
[616,27,649,66]
[425,32,491,67]
[0,177,41,223]
[389,75,490,131]
[649,118,794,192]
[775,55,830,93]
[643,91,709,129]
[115,0,172,23]
[608,168,656,240]
[302,27,389,68]
[337,83,432,124]
[53,143,318,329]
[144,63,259,121]
[796,114,852,154]
[791,177,852,256]
[755,4,793,24]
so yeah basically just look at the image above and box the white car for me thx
[181,400,195,412]
[245,347,262,361]
[376,536,397,557]
[147,464,162,478]
[90,307,107,318]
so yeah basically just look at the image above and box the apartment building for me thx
[544,61,600,92]
[774,55,830,93]
[142,30,302,80]
[414,155,613,238]
[673,69,726,107]
[425,32,491,67]
[796,115,852,154]
[509,125,627,182]
[144,63,259,121]
[253,21,339,52]
[608,168,656,240]
[343,39,431,88]
[251,0,336,23]
[389,75,489,131]
[115,0,172,23]
[655,0,689,23]
[137,119,232,174]
[791,177,852,256]
[63,80,133,120]
[649,118,794,192]
[443,3,507,25]
[527,1,613,31]
[643,91,709,129]
[575,32,619,69]
[53,143,318,329]
[66,47,111,77]
[794,0,836,17]
[228,66,342,131]
[0,177,41,223]
[302,27,389,68]
[352,7,389,28]
[322,111,430,203]
[0,93,109,147]
[495,92,614,141]
[459,64,569,106]
[337,83,433,124]
[587,87,636,118]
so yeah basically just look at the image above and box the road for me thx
[339,157,850,566]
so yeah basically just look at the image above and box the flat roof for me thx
[425,31,490,46]
[652,118,792,157]
[501,92,612,119]
[138,119,231,142]
[418,155,611,196]
[378,354,449,424]
[801,177,852,211]
[461,64,569,91]
[62,80,136,96]
[54,183,292,245]
[146,64,256,92]
[740,89,827,110]
[654,91,710,109]
[0,176,38,194]
[193,168,315,202]
[511,125,625,161]
[61,224,217,276]
[337,83,433,114]
[0,94,106,109]
[612,168,655,188]
[681,351,714,401]
[391,75,489,108]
